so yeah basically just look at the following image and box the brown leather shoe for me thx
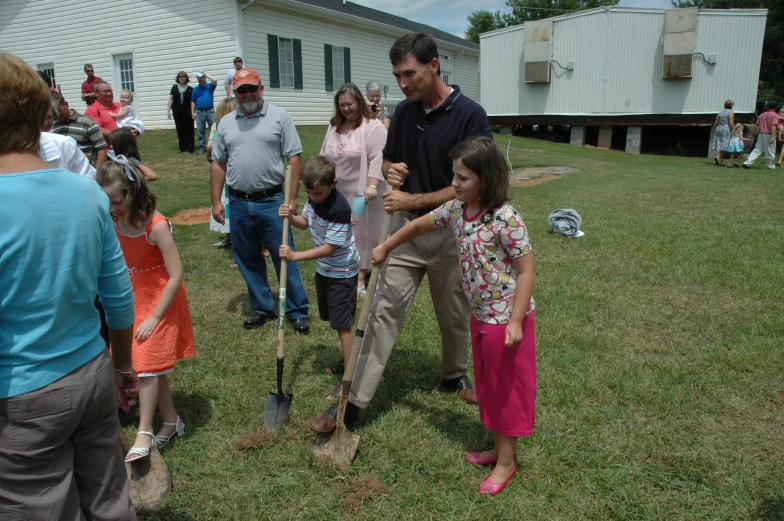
[458,387,478,405]
[440,375,478,405]
[310,402,359,433]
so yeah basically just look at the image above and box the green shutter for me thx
[293,39,303,90]
[324,44,333,91]
[268,34,280,89]
[344,47,351,84]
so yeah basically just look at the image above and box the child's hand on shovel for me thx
[279,245,296,261]
[371,243,389,266]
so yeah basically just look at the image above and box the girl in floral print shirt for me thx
[372,136,535,497]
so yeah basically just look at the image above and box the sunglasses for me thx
[235,84,259,95]
[85,69,94,73]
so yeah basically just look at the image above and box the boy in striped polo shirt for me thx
[279,156,359,377]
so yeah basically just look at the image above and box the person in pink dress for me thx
[372,136,536,497]
[320,83,388,303]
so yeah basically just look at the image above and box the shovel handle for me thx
[277,165,292,360]
[336,188,397,428]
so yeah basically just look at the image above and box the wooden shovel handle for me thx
[277,165,292,360]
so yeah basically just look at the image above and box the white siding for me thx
[0,0,239,130]
[479,8,766,117]
[242,3,480,125]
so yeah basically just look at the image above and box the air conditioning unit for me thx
[524,19,553,83]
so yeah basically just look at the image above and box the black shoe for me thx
[310,402,359,433]
[290,317,310,335]
[440,375,478,404]
[243,313,274,330]
[742,164,750,169]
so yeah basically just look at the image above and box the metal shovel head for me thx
[311,426,360,464]
[264,391,293,429]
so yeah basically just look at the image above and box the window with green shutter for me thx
[324,44,351,91]
[268,34,303,89]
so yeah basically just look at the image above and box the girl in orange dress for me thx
[97,154,197,463]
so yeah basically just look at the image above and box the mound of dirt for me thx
[342,474,388,512]
[511,166,579,187]
[170,208,211,225]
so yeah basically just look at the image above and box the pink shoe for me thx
[466,452,498,465]
[478,466,517,496]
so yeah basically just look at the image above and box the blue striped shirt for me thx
[301,190,359,278]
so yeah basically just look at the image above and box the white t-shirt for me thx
[38,132,96,179]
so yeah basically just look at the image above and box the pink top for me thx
[321,118,388,270]
[756,110,780,134]
[430,200,534,324]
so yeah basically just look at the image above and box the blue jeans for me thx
[229,191,309,318]
[195,108,216,152]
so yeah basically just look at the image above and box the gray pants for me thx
[0,350,135,521]
[349,211,470,408]
[744,133,776,169]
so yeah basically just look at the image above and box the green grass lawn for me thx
[132,129,784,520]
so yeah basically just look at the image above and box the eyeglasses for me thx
[178,75,187,78]
[85,69,94,73]
[235,85,259,95]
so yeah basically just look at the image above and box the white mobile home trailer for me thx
[0,0,478,128]
[479,7,767,155]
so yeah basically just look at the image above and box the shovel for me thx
[312,190,396,464]
[264,165,294,429]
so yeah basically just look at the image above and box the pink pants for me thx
[470,312,537,437]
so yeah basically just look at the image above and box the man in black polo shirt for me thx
[312,32,492,432]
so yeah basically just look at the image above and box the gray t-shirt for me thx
[212,102,302,192]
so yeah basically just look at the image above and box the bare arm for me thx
[278,204,307,229]
[108,106,130,119]
[202,71,217,83]
[504,253,535,347]
[191,101,196,120]
[167,95,174,119]
[108,325,139,413]
[371,214,434,266]
[728,111,735,128]
[280,243,337,262]
[211,161,228,224]
[380,159,456,212]
[224,82,232,97]
[137,162,157,182]
[133,219,184,341]
[95,148,108,168]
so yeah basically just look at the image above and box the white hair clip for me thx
[106,150,140,187]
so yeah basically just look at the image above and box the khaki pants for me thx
[350,212,470,408]
[0,350,135,521]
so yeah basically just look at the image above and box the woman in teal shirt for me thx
[0,52,139,521]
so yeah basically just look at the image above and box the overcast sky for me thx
[352,0,675,38]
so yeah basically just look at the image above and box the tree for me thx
[671,0,783,100]
[465,10,510,43]
[465,0,619,44]
[506,0,619,23]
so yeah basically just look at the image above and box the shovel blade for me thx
[311,427,360,464]
[264,392,293,429]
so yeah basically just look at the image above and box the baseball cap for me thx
[193,72,204,78]
[233,68,261,89]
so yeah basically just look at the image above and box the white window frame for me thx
[38,63,56,88]
[441,73,450,85]
[332,46,345,90]
[113,53,136,94]
[278,37,295,88]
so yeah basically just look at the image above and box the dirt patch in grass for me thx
[511,166,579,187]
[342,474,387,512]
[171,208,211,225]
